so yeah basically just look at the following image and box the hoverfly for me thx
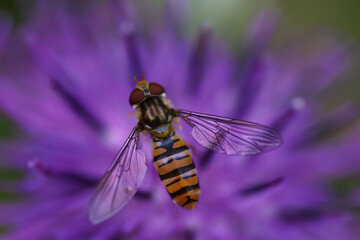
[89,74,282,224]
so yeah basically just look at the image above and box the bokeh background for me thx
[1,0,360,133]
[0,0,360,239]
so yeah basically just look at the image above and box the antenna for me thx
[133,76,139,83]
[141,73,145,81]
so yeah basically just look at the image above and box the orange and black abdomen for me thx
[153,132,199,210]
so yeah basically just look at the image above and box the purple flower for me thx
[1,1,360,239]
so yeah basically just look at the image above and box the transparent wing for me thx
[177,109,282,155]
[88,126,147,224]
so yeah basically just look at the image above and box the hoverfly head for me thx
[129,73,165,106]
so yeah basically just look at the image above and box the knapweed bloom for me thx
[0,1,360,239]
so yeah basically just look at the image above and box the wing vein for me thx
[177,109,282,155]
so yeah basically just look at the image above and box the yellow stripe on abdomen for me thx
[153,132,199,210]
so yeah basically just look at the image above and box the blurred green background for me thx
[133,0,360,47]
[3,0,357,48]
[191,0,360,46]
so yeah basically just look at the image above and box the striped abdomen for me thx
[153,131,199,210]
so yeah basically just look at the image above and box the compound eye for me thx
[149,83,164,95]
[129,88,145,105]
